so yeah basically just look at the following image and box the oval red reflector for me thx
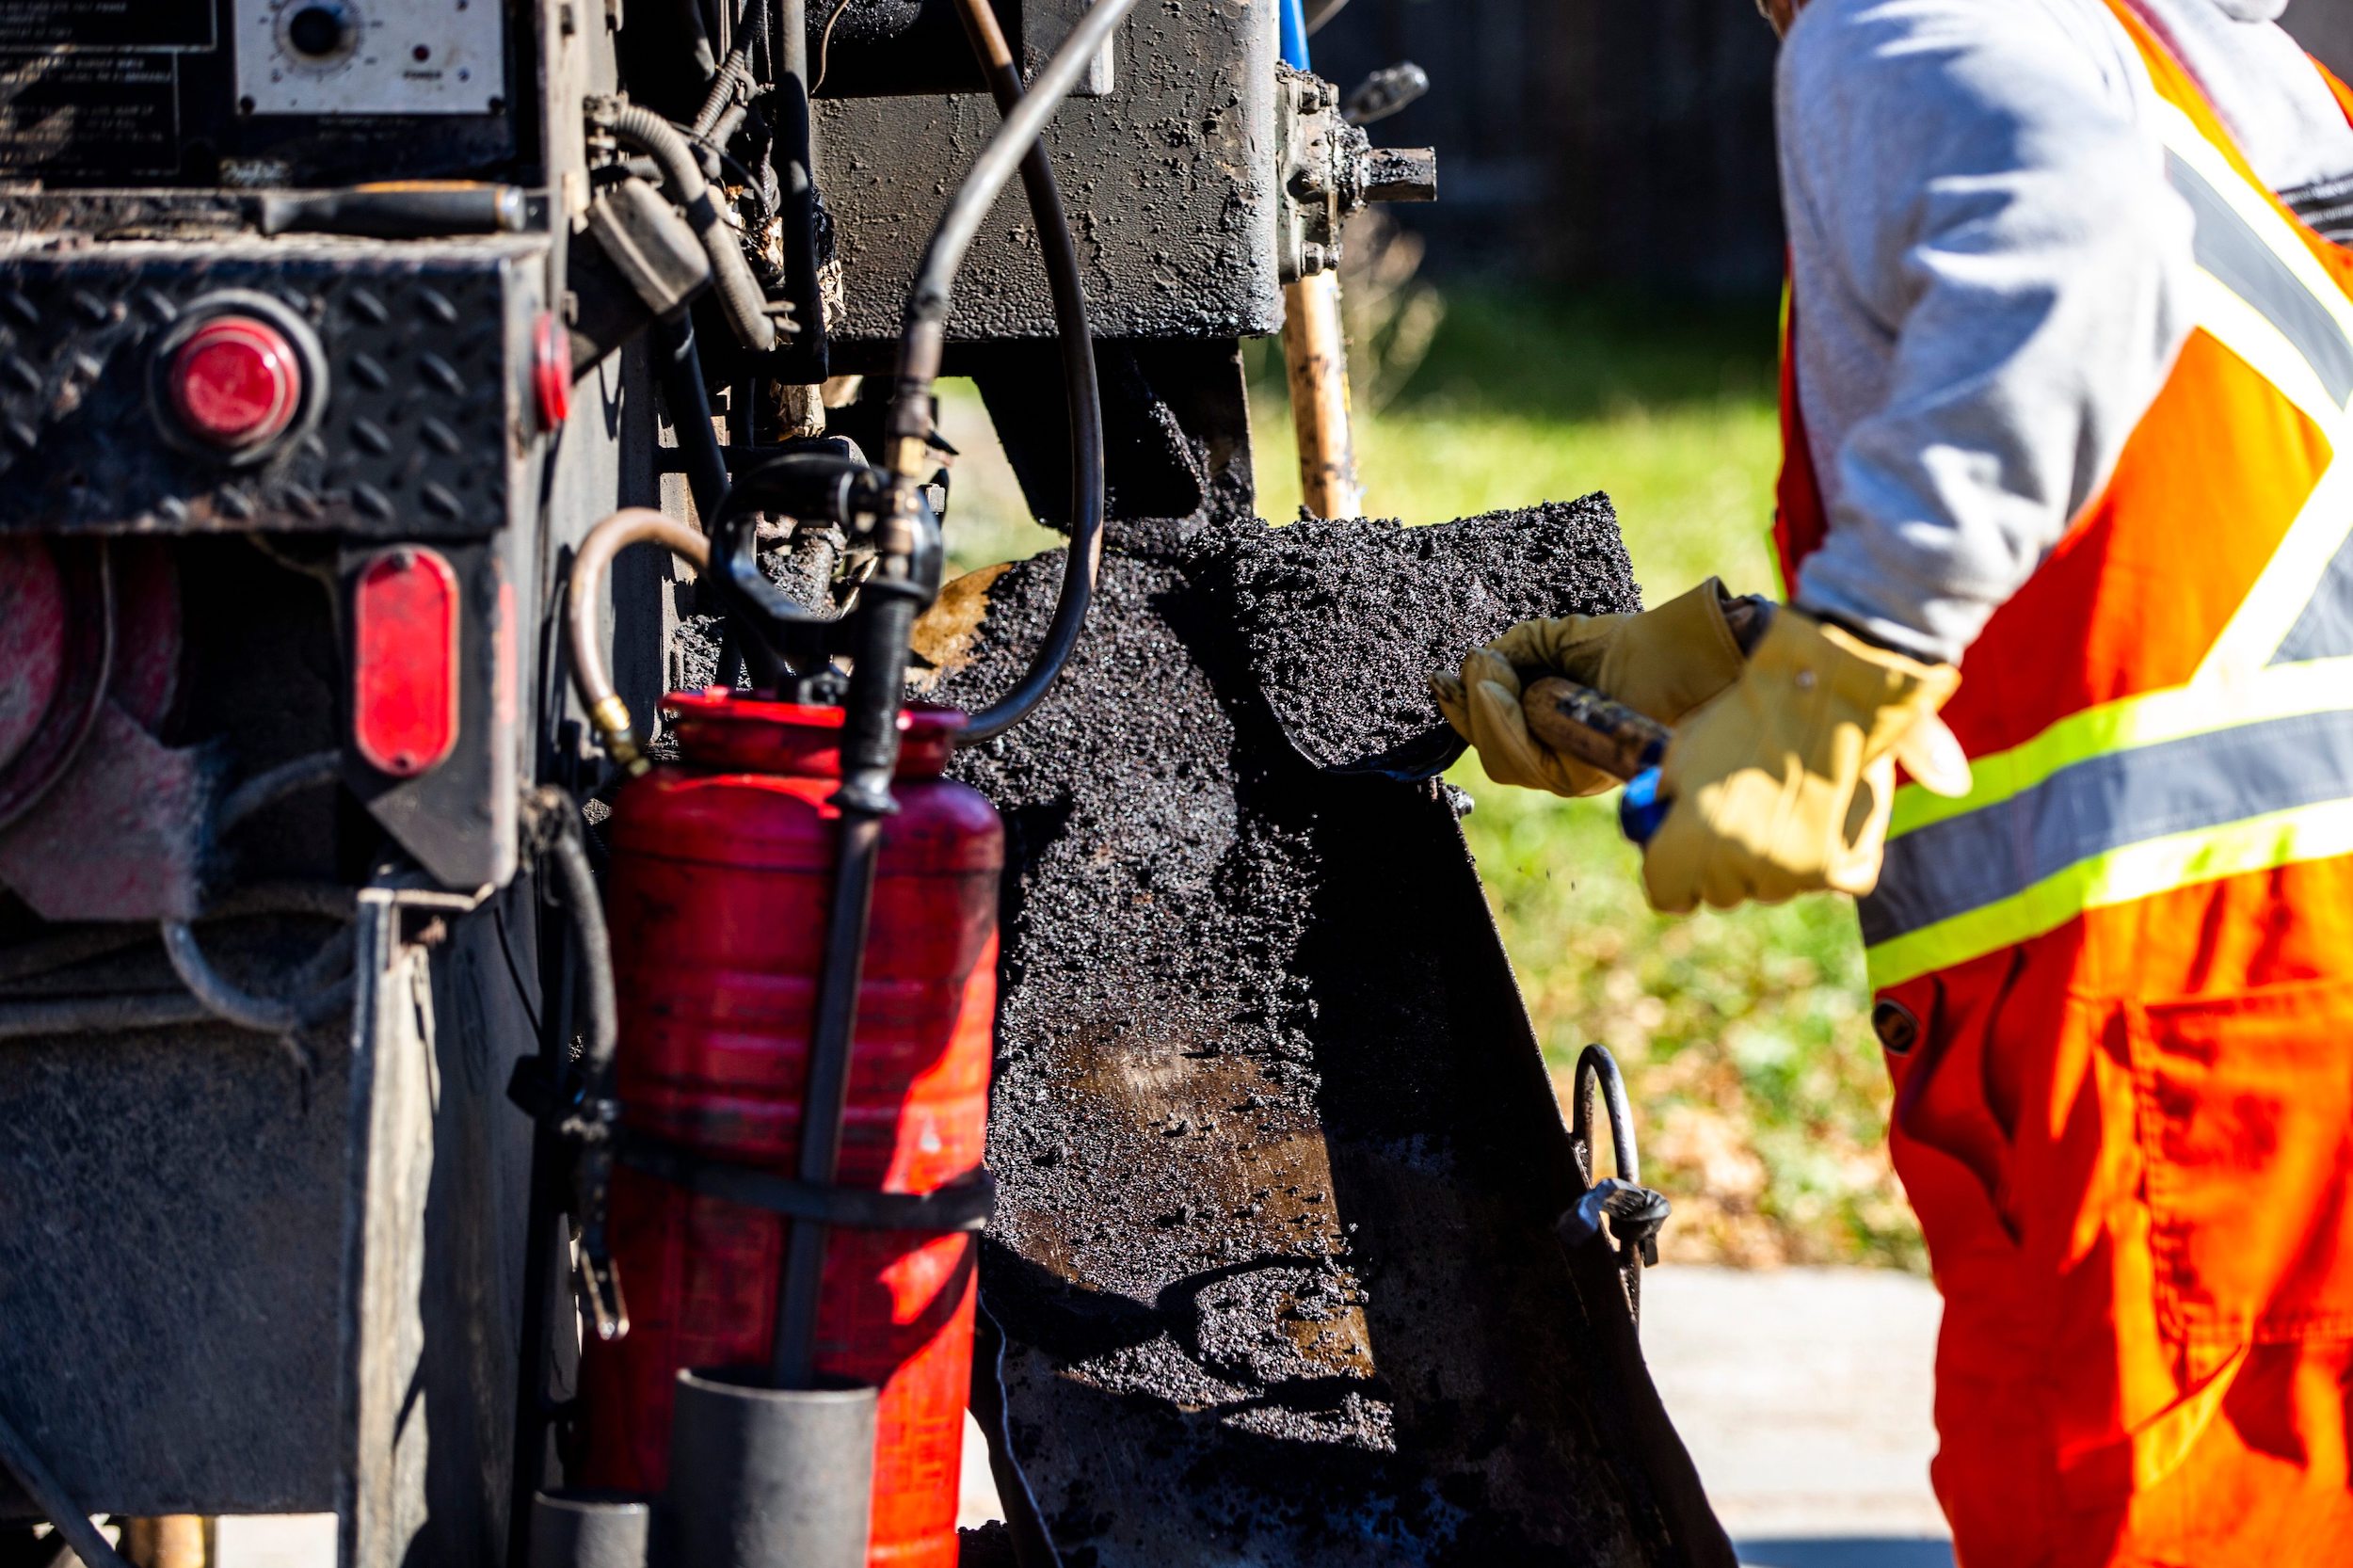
[169,316,300,448]
[352,548,459,778]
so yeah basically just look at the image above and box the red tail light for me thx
[168,315,301,449]
[352,548,460,778]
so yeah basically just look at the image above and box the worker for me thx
[1434,0,2353,1561]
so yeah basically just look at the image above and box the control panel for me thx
[0,0,520,186]
[236,0,506,117]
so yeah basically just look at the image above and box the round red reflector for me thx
[168,316,300,448]
[533,310,572,432]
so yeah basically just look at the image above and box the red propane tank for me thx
[578,690,1002,1568]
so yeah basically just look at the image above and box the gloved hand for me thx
[1642,607,1966,913]
[1428,578,1750,797]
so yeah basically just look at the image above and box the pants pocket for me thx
[2132,975,2353,1345]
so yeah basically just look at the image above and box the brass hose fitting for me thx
[568,508,712,776]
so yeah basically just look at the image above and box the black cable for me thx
[533,789,616,1085]
[946,0,1109,744]
[654,314,731,526]
[891,0,1137,392]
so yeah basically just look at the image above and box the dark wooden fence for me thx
[2287,0,2353,76]
[1314,0,1783,296]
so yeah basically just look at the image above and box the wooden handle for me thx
[1523,677,1673,784]
[1281,272,1362,520]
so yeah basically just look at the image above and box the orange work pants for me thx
[1878,858,2353,1566]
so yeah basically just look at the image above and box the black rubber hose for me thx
[691,46,754,137]
[772,0,830,384]
[771,581,923,1388]
[533,787,617,1086]
[946,0,1108,745]
[593,98,778,353]
[0,1402,136,1568]
[891,0,1137,379]
[654,314,731,527]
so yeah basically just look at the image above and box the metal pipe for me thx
[568,508,713,775]
[0,1400,137,1568]
[592,100,778,353]
[947,0,1108,744]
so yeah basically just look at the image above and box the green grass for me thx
[941,288,1925,1270]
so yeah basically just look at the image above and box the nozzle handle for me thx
[1521,676,1674,845]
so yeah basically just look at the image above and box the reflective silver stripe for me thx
[1860,707,2353,947]
[2273,530,2353,664]
[2168,150,2353,408]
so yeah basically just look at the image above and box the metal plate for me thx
[818,0,1283,345]
[235,0,507,117]
[0,236,543,538]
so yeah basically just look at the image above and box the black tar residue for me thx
[1193,497,1638,770]
[924,504,1708,1565]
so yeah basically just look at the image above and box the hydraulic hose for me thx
[527,787,616,1090]
[945,0,1108,744]
[568,508,713,775]
[592,98,778,353]
[653,315,731,525]
[889,0,1137,386]
[161,920,354,1036]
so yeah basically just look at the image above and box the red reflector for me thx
[168,316,300,448]
[533,310,572,431]
[352,548,460,778]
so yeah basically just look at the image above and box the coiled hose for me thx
[591,98,778,353]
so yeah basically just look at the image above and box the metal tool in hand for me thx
[1519,594,1771,840]
[1522,677,1677,843]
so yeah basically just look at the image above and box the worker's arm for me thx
[1779,0,2196,665]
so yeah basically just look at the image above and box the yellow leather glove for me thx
[1642,608,1965,913]
[1428,579,1750,797]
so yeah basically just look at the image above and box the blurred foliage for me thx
[936,281,1926,1270]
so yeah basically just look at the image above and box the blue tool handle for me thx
[1619,767,1671,845]
[1278,0,1311,69]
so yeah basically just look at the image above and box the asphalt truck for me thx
[0,3,1731,1564]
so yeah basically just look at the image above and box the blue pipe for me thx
[1279,0,1310,71]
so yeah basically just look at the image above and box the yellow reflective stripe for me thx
[1887,654,2353,838]
[2156,100,2353,353]
[1866,792,2353,988]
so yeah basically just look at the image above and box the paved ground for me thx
[197,1268,1951,1566]
[1641,1264,1955,1568]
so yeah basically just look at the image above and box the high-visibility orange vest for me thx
[1775,3,2353,997]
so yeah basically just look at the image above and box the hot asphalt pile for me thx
[925,500,1724,1565]
[1193,498,1636,771]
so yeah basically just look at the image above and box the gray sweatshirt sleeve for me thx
[1779,0,2198,665]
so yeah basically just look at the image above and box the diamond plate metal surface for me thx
[0,236,545,538]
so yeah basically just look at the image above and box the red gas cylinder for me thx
[578,691,1002,1568]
